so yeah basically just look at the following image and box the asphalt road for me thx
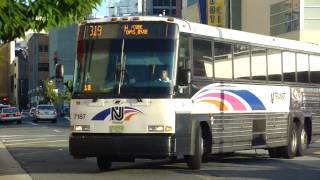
[0,117,320,180]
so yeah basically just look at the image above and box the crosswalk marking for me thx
[5,139,68,146]
[2,137,65,143]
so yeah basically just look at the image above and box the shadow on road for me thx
[2,144,320,180]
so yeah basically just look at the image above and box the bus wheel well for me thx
[200,122,212,153]
[293,117,301,127]
[304,117,312,144]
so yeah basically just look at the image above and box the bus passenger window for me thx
[283,51,296,82]
[214,42,232,79]
[193,39,213,78]
[234,44,250,80]
[267,49,282,81]
[310,55,320,83]
[177,34,190,86]
[297,53,309,83]
[251,46,267,81]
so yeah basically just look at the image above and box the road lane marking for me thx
[313,151,320,155]
[29,122,39,126]
[5,139,68,146]
[0,135,67,139]
[53,129,61,133]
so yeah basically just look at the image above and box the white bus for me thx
[69,16,320,170]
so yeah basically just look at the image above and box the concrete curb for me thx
[0,141,32,180]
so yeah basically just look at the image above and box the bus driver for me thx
[158,69,171,83]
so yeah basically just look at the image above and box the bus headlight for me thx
[73,125,90,132]
[148,125,164,132]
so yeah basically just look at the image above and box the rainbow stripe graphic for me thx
[92,107,142,121]
[193,85,265,111]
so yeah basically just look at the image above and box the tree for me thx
[0,0,101,42]
[42,79,58,104]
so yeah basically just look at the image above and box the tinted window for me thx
[297,53,309,83]
[310,55,320,83]
[177,34,190,85]
[3,108,18,113]
[268,49,282,81]
[234,44,250,80]
[214,42,232,79]
[193,39,213,78]
[251,47,267,80]
[283,51,296,82]
[38,106,55,110]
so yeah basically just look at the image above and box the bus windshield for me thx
[74,22,178,98]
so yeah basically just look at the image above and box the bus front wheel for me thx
[97,156,112,171]
[186,127,203,170]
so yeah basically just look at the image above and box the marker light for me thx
[111,17,119,21]
[122,17,129,21]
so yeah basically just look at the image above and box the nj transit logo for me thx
[92,107,143,122]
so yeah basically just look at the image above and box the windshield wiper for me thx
[118,39,126,95]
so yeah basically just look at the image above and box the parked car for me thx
[21,109,30,118]
[29,107,36,118]
[0,104,10,112]
[34,105,57,123]
[0,107,22,124]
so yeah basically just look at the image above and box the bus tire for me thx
[186,127,202,170]
[97,156,112,171]
[281,123,298,159]
[296,125,307,156]
[268,147,282,158]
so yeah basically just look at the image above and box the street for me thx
[0,117,320,180]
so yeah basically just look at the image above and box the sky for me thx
[92,0,108,17]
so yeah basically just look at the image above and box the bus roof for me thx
[84,16,320,54]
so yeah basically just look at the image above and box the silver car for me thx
[34,105,57,123]
[0,107,22,124]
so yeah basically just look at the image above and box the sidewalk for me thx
[0,141,32,180]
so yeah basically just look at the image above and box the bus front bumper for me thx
[69,133,175,159]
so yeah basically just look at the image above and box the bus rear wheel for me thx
[281,123,298,159]
[97,156,112,171]
[296,125,307,156]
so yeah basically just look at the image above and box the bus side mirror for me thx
[64,80,73,92]
[182,69,191,85]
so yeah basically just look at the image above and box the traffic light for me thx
[0,97,9,104]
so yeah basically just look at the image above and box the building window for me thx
[193,39,213,78]
[187,0,197,6]
[44,45,48,52]
[153,0,170,6]
[270,0,300,36]
[39,45,43,52]
[38,63,49,71]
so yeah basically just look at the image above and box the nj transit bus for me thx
[69,16,320,170]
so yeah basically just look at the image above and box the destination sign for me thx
[122,24,149,36]
[81,22,177,39]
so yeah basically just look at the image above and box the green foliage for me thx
[0,0,101,42]
[43,79,58,104]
